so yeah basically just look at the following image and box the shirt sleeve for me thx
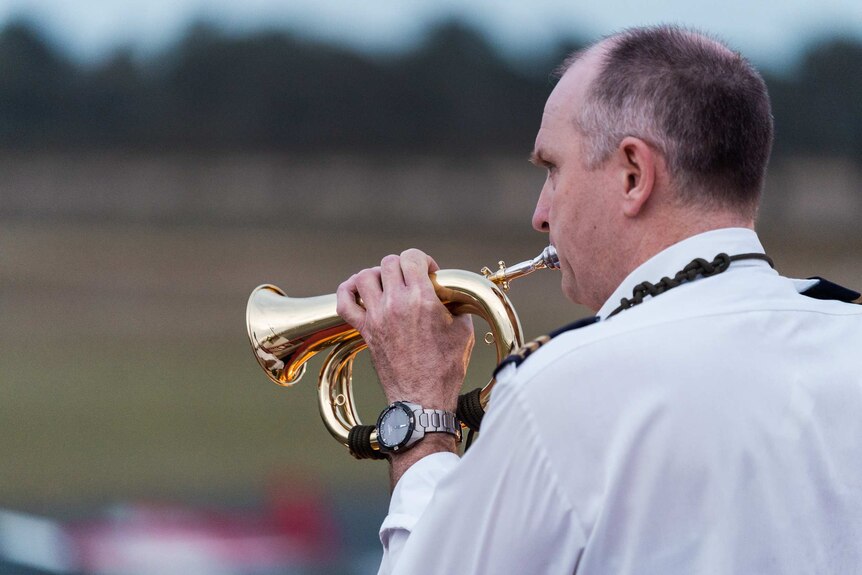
[376,374,586,575]
[377,452,460,574]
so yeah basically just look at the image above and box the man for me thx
[336,25,862,574]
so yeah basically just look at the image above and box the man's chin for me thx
[560,274,580,305]
[561,273,598,311]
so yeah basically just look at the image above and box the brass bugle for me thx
[245,246,559,452]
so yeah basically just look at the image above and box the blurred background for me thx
[0,0,860,573]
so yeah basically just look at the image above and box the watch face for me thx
[378,404,412,449]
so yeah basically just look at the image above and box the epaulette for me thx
[802,277,862,304]
[493,316,600,377]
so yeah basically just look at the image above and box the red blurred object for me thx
[65,478,340,574]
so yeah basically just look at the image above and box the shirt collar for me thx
[597,227,770,319]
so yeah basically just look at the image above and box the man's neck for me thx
[589,211,755,312]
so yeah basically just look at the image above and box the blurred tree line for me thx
[0,19,860,158]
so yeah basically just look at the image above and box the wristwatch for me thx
[376,401,461,453]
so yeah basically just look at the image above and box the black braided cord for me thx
[607,252,773,319]
[457,388,485,452]
[347,424,386,460]
[457,388,485,433]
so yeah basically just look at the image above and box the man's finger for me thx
[400,249,439,290]
[335,276,366,329]
[353,267,384,307]
[380,254,406,292]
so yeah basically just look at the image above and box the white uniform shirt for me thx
[377,228,862,575]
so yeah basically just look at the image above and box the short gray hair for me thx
[562,26,773,216]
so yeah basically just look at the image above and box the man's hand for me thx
[335,249,475,413]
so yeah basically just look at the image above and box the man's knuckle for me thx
[356,268,377,282]
[418,296,439,313]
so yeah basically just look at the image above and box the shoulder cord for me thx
[607,252,774,319]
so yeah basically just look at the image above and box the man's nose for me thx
[532,187,550,232]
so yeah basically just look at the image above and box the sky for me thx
[1,0,862,70]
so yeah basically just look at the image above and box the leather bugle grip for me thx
[348,425,386,460]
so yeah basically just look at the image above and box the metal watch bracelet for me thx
[417,408,461,440]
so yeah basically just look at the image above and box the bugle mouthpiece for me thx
[481,245,560,290]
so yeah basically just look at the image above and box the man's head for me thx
[531,25,774,309]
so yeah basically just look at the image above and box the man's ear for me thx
[618,136,657,218]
